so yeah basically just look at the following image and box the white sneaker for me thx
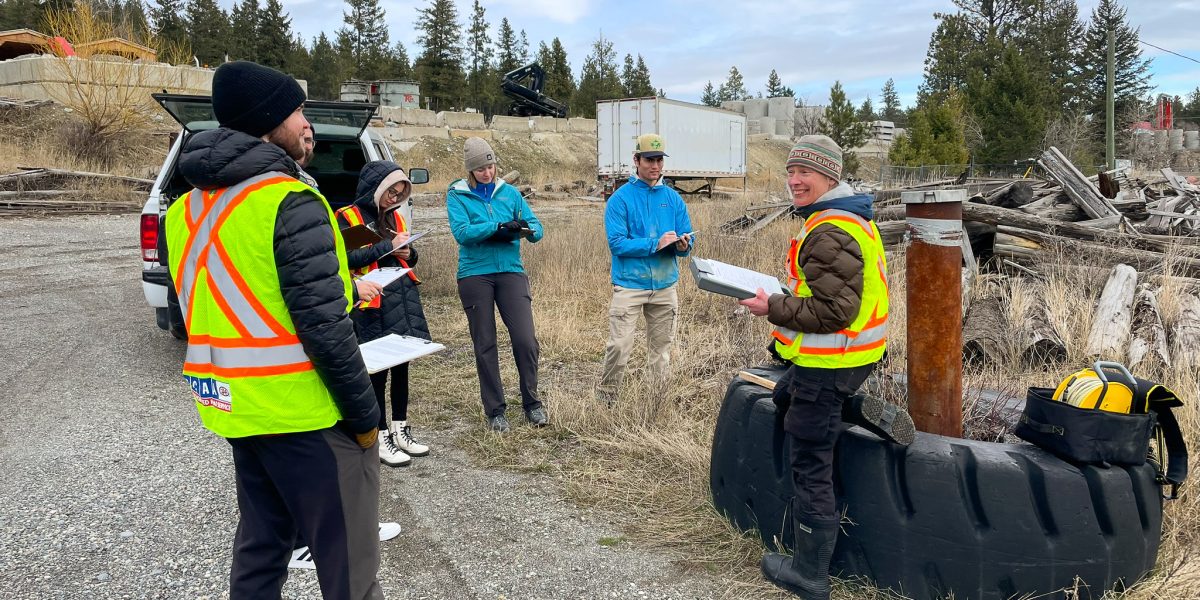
[290,522,400,570]
[378,430,411,467]
[289,547,316,570]
[391,421,430,457]
[379,521,401,542]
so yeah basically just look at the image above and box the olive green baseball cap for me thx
[635,133,668,158]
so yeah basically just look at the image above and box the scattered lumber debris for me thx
[0,96,52,109]
[0,167,151,216]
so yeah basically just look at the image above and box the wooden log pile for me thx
[0,167,151,216]
[870,146,1200,372]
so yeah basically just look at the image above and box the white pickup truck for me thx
[140,94,427,338]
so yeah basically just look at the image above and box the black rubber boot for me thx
[842,393,915,446]
[760,516,839,600]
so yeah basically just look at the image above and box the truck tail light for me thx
[140,213,159,262]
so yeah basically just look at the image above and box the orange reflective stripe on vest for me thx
[173,173,315,378]
[336,204,419,311]
[773,208,889,368]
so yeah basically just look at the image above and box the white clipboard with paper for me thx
[689,257,786,300]
[359,334,445,374]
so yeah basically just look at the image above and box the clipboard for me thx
[341,223,383,249]
[359,334,445,374]
[689,257,785,300]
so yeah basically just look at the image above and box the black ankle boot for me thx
[760,516,839,599]
[842,393,915,446]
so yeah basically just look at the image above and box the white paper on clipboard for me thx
[357,267,411,287]
[359,334,445,374]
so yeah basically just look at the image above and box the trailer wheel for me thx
[710,366,1164,600]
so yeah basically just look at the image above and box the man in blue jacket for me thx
[598,134,693,404]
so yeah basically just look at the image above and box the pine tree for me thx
[700,80,718,107]
[227,0,258,61]
[307,33,346,100]
[464,0,493,112]
[255,0,291,69]
[968,45,1048,164]
[121,0,151,44]
[570,32,622,118]
[765,69,790,98]
[186,0,227,67]
[336,0,390,80]
[880,78,902,124]
[889,89,970,167]
[385,41,411,79]
[857,97,876,122]
[149,0,189,50]
[820,81,870,175]
[517,29,529,63]
[413,0,464,111]
[286,33,312,84]
[717,66,748,102]
[494,18,519,74]
[618,53,653,97]
[1078,0,1152,123]
[632,55,653,96]
[1023,0,1084,111]
[539,37,575,105]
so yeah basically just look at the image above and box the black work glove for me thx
[487,221,521,242]
[516,218,530,229]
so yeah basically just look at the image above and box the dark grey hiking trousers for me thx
[227,427,383,600]
[457,272,542,418]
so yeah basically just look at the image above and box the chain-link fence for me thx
[875,163,1036,187]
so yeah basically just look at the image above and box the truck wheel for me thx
[710,367,1164,600]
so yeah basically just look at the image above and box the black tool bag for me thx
[1015,365,1188,500]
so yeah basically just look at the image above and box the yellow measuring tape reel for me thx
[1052,361,1144,414]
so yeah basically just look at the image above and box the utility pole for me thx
[1106,28,1115,171]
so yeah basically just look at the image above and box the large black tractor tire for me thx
[710,366,1164,600]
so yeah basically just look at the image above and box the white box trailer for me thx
[596,97,746,197]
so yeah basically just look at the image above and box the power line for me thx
[1140,40,1200,65]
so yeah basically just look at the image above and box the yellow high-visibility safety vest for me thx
[772,209,889,369]
[166,172,353,438]
[336,204,420,310]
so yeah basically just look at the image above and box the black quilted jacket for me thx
[337,160,431,343]
[173,128,379,435]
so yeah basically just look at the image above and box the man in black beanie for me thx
[164,60,385,599]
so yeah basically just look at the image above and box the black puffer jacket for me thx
[336,160,431,343]
[173,128,379,434]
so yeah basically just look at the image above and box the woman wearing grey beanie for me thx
[446,137,547,432]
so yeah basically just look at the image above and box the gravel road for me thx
[0,214,734,600]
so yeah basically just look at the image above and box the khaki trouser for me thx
[598,284,679,394]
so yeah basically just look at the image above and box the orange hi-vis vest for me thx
[771,208,889,369]
[166,172,353,438]
[336,204,419,310]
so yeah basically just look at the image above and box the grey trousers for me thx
[457,272,541,418]
[228,427,383,600]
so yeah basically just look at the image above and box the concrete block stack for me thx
[744,98,768,120]
[767,97,794,137]
[759,116,777,138]
[720,100,745,114]
[565,117,597,133]
[1169,129,1185,151]
[436,111,485,129]
[870,121,896,143]
[1185,130,1199,151]
[529,116,563,133]
[1154,129,1169,150]
[490,115,529,132]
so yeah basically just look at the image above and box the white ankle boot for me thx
[378,429,411,467]
[391,421,430,457]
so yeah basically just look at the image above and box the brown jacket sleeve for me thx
[765,225,865,334]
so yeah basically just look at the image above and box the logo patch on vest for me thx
[185,375,233,412]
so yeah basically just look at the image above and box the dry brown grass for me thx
[403,183,1200,598]
[0,105,168,178]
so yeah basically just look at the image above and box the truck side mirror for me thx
[408,168,430,185]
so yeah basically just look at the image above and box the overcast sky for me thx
[267,0,1199,107]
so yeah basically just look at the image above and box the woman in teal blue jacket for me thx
[446,137,546,433]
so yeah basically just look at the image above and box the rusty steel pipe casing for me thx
[902,189,965,438]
